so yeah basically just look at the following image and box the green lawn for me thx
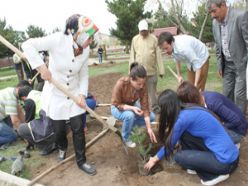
[0,67,16,77]
[0,55,222,92]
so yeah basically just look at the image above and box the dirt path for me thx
[31,72,248,186]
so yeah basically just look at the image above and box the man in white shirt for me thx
[158,32,209,91]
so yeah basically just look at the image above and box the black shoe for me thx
[40,145,57,156]
[79,162,97,176]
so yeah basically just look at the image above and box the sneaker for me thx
[235,143,240,149]
[79,162,97,176]
[201,174,229,186]
[58,150,66,161]
[187,169,197,175]
[125,140,136,148]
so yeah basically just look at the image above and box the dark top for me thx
[204,91,248,136]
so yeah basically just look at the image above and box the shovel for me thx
[51,79,129,154]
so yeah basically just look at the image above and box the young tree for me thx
[106,0,151,49]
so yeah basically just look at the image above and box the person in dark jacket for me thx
[177,81,248,144]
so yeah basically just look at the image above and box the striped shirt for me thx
[0,88,18,120]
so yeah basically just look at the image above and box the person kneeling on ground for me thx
[111,62,157,148]
[0,81,28,147]
[145,89,239,186]
[177,81,248,146]
[17,86,57,156]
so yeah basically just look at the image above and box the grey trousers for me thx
[223,61,246,114]
[146,75,159,112]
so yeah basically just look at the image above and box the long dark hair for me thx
[129,62,147,80]
[158,89,181,155]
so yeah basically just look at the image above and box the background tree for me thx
[190,1,213,42]
[151,0,191,34]
[106,0,151,52]
[26,25,46,38]
[0,18,25,57]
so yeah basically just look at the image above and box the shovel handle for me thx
[51,79,118,133]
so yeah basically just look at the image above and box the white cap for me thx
[138,19,148,31]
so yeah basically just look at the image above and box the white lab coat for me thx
[22,32,89,120]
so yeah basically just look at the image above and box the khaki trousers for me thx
[187,60,209,91]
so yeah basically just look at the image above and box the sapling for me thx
[130,127,152,175]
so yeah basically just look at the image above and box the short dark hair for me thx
[158,32,175,46]
[177,81,201,104]
[129,62,147,80]
[64,14,81,35]
[18,86,32,99]
[16,80,31,88]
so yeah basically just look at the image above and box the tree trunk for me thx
[170,0,187,34]
[198,12,209,41]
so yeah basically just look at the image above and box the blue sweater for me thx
[204,91,248,136]
[156,108,239,164]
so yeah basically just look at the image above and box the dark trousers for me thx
[51,114,86,166]
[18,123,55,151]
[174,132,239,181]
[223,61,246,114]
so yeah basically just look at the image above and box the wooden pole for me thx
[167,65,178,80]
[51,79,118,133]
[0,35,27,62]
[28,128,109,186]
[97,103,111,107]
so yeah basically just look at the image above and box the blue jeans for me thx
[174,132,239,181]
[225,128,243,144]
[0,120,17,145]
[111,105,155,141]
[98,54,102,64]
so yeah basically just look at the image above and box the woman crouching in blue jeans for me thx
[111,62,157,148]
[145,89,239,186]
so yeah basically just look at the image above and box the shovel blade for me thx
[106,116,117,127]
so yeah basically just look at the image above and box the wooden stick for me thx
[167,65,178,80]
[97,103,111,107]
[51,79,118,133]
[28,128,109,186]
[0,34,28,62]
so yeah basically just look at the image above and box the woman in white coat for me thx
[22,14,98,175]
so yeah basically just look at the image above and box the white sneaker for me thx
[201,174,229,186]
[187,169,197,175]
[125,140,136,148]
[235,143,240,149]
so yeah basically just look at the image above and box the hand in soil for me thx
[144,156,159,171]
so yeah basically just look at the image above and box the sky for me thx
[0,0,117,35]
[0,0,236,35]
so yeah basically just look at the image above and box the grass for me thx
[0,67,16,77]
[0,140,46,179]
[0,55,222,179]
